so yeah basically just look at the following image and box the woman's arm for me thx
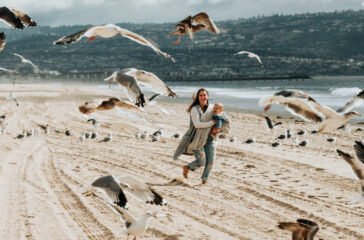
[191,107,214,128]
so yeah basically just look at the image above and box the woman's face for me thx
[198,90,208,106]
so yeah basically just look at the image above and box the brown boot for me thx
[183,165,189,179]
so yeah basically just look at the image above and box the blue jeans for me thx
[187,135,216,180]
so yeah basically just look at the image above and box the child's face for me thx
[213,105,223,114]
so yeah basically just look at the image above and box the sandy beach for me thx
[0,83,363,240]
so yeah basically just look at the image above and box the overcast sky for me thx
[3,0,364,26]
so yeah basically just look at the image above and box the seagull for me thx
[260,89,317,112]
[107,203,157,240]
[0,7,36,29]
[98,133,113,143]
[272,142,280,147]
[170,12,220,45]
[336,89,364,114]
[259,95,323,122]
[172,133,180,139]
[234,51,263,66]
[152,129,162,137]
[337,142,364,202]
[37,124,49,134]
[89,175,167,209]
[326,137,336,143]
[0,67,18,74]
[53,23,175,62]
[278,219,319,240]
[297,130,306,136]
[13,53,39,72]
[298,139,308,147]
[104,68,177,107]
[79,97,140,114]
[0,32,5,52]
[91,132,98,139]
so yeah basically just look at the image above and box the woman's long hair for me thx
[187,88,209,113]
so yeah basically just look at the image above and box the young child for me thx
[210,103,224,136]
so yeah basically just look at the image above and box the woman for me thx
[173,88,230,184]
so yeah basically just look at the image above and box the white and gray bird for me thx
[235,51,263,66]
[337,141,364,202]
[53,23,175,62]
[0,7,36,29]
[107,203,158,240]
[89,175,167,209]
[104,68,177,107]
[13,53,39,73]
[7,92,19,106]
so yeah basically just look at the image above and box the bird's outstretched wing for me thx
[130,69,177,97]
[192,12,220,34]
[10,8,37,27]
[118,175,167,206]
[116,27,175,62]
[91,175,128,208]
[53,28,90,45]
[337,90,364,114]
[354,141,364,165]
[337,149,364,180]
[0,7,24,29]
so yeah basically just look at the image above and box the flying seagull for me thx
[88,175,167,209]
[53,23,175,62]
[170,12,220,45]
[0,7,36,52]
[79,97,140,114]
[13,53,39,72]
[337,142,364,202]
[107,203,157,240]
[234,51,263,66]
[336,89,364,114]
[261,89,316,112]
[259,95,324,122]
[0,7,36,29]
[278,219,319,240]
[104,68,177,107]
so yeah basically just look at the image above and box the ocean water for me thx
[168,76,364,120]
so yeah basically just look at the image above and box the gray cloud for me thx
[3,0,363,26]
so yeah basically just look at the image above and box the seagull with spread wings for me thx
[0,6,36,29]
[104,68,177,107]
[79,97,140,114]
[0,7,36,52]
[86,175,167,209]
[337,141,364,202]
[278,219,319,240]
[170,12,220,45]
[53,23,175,62]
[13,53,39,73]
[234,51,263,66]
[0,67,18,74]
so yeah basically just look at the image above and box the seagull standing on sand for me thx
[53,23,175,62]
[104,68,177,107]
[99,133,112,143]
[88,175,167,209]
[13,53,39,73]
[337,141,364,202]
[234,51,263,66]
[278,219,319,240]
[107,203,158,240]
[170,12,220,45]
